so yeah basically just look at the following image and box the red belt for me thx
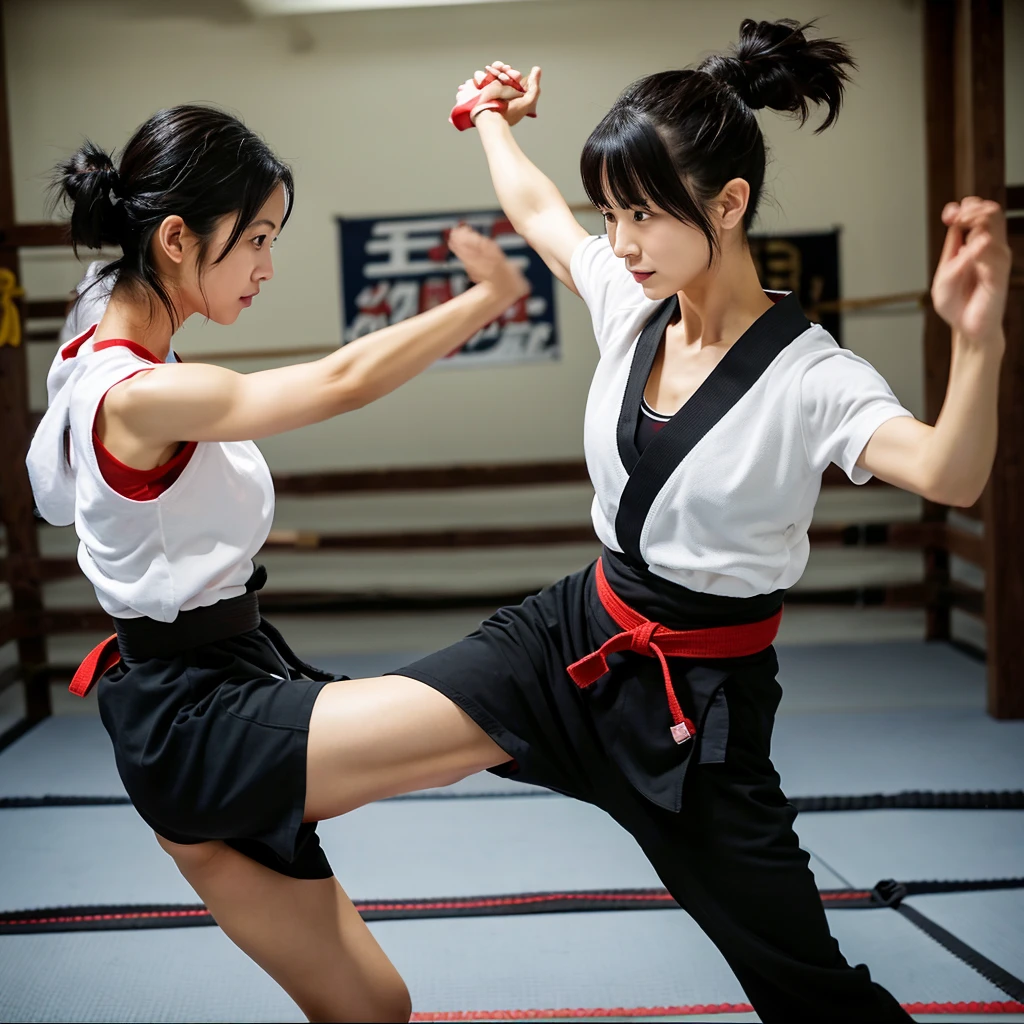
[70,634,120,698]
[567,559,783,745]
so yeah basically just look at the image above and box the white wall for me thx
[6,0,943,473]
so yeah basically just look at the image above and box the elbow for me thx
[946,487,985,509]
[922,475,986,508]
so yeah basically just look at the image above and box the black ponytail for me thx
[51,105,294,329]
[580,19,856,265]
[700,18,854,132]
[57,141,126,251]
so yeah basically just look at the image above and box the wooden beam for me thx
[988,229,1024,714]
[944,523,985,567]
[268,461,880,496]
[0,556,80,583]
[259,520,942,554]
[0,4,50,721]
[24,298,71,319]
[0,222,70,248]
[955,0,1021,718]
[921,0,959,641]
[272,461,593,495]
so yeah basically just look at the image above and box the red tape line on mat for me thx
[408,1003,1024,1020]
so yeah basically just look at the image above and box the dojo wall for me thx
[3,0,1021,645]
[7,0,948,471]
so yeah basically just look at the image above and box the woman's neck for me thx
[93,288,179,362]
[673,246,772,350]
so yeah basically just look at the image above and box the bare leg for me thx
[156,835,411,1023]
[303,674,508,821]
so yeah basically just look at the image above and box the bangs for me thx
[580,107,712,240]
[214,161,295,265]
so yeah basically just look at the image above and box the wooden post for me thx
[951,0,1022,717]
[0,2,51,720]
[921,0,958,641]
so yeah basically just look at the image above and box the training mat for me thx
[0,716,125,798]
[4,709,1023,806]
[0,905,1010,1023]
[904,890,1024,983]
[771,710,1024,796]
[773,641,986,712]
[796,810,1024,888]
[0,797,852,912]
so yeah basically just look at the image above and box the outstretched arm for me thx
[467,63,589,294]
[857,198,1011,506]
[102,226,527,446]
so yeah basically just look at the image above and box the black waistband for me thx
[114,592,261,661]
[600,547,785,632]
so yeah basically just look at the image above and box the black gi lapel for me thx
[614,292,810,567]
[616,297,679,476]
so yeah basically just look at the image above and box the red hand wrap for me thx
[449,70,531,132]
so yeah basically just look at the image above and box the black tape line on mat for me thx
[3,788,1024,811]
[895,903,1024,1002]
[4,877,1024,934]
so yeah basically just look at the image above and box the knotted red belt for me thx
[567,559,783,745]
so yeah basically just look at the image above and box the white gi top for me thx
[26,328,274,621]
[571,234,914,598]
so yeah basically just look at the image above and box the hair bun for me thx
[700,18,856,132]
[52,141,127,251]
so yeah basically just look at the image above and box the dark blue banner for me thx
[338,210,559,366]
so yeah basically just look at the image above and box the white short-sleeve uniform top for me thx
[26,328,274,622]
[570,234,914,599]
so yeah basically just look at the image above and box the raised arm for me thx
[101,226,527,447]
[856,198,1011,506]
[466,63,589,294]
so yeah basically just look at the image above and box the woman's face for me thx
[183,182,287,325]
[600,200,713,299]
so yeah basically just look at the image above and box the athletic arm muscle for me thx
[105,281,515,445]
[475,112,588,294]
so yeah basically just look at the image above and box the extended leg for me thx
[611,674,911,1024]
[156,835,412,1023]
[303,673,510,821]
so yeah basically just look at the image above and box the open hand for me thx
[446,224,529,301]
[931,197,1012,346]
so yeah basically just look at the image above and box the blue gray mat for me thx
[0,797,852,910]
[904,890,1024,984]
[2,703,1021,804]
[795,810,1024,887]
[1,639,1021,1024]
[0,906,1011,1023]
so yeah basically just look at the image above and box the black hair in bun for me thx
[699,18,855,132]
[55,141,127,251]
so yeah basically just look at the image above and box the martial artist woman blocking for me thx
[386,20,1007,1022]
[307,19,1005,1024]
[28,106,527,1023]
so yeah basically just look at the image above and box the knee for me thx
[376,978,412,1024]
[308,977,411,1024]
[359,973,412,1024]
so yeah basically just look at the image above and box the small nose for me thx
[610,228,639,261]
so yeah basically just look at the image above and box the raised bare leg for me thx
[156,834,411,1023]
[303,674,507,821]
